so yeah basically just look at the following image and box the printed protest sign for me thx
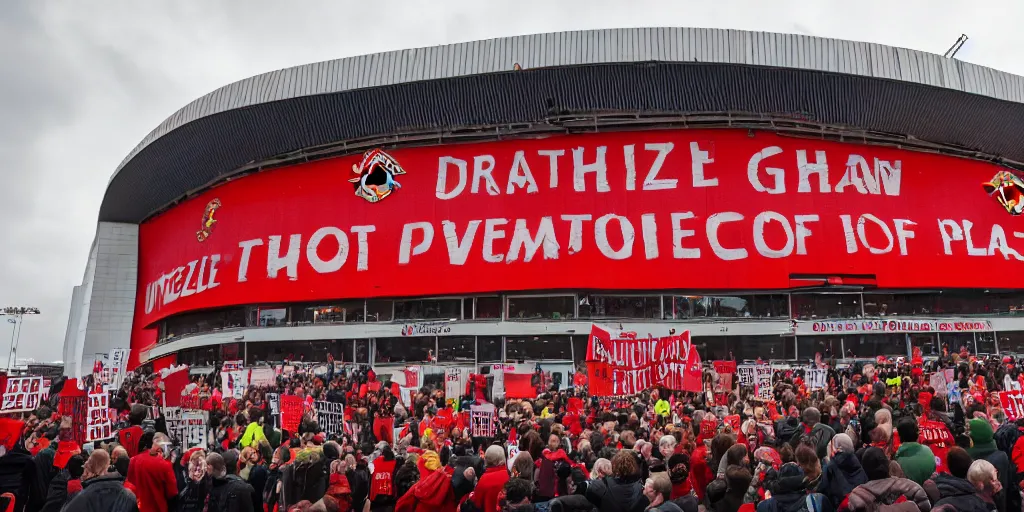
[1,377,43,413]
[86,392,112,442]
[737,365,755,386]
[164,407,209,448]
[755,365,773,400]
[280,395,303,434]
[806,368,827,390]
[314,401,345,437]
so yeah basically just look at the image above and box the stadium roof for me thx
[99,27,1024,223]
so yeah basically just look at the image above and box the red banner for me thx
[503,373,537,399]
[587,324,700,395]
[131,128,1024,367]
[280,395,303,434]
[999,391,1024,421]
[161,366,190,408]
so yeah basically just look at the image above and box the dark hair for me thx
[138,431,155,452]
[725,444,748,467]
[778,444,795,464]
[504,477,534,504]
[66,454,86,479]
[947,446,972,479]
[725,465,752,493]
[896,418,919,444]
[129,404,148,426]
[794,443,819,476]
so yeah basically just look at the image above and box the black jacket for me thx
[0,447,46,512]
[207,474,255,512]
[279,457,326,510]
[585,476,649,512]
[246,465,268,512]
[40,470,70,512]
[930,474,993,512]
[62,473,139,512]
[816,452,868,509]
[176,475,211,512]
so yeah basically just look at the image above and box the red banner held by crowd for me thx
[504,373,537,399]
[280,395,304,434]
[586,324,700,396]
[1000,391,1024,421]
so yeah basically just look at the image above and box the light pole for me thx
[0,307,40,372]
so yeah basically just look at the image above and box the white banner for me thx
[222,370,248,399]
[267,393,280,428]
[445,368,469,400]
[794,319,993,335]
[249,367,276,387]
[108,348,129,390]
[933,373,950,396]
[470,403,496,438]
[1,377,43,413]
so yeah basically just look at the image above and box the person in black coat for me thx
[63,472,139,512]
[206,452,255,512]
[0,435,46,512]
[41,454,85,512]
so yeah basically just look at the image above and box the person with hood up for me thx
[205,452,255,512]
[843,447,929,512]
[41,453,84,512]
[756,463,830,512]
[816,434,867,510]
[923,447,989,512]
[471,445,510,512]
[791,408,835,461]
[893,419,936,486]
[965,418,1012,512]
[581,450,649,512]
[63,450,139,512]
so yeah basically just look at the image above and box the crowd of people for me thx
[1,351,1024,512]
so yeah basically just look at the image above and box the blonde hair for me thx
[83,450,110,481]
[967,459,997,487]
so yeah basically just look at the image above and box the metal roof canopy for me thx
[99,28,1024,223]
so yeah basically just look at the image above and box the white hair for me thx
[659,435,677,449]
[967,459,997,487]
[484,445,506,467]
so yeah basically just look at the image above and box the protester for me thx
[126,433,179,512]
[893,419,936,486]
[844,447,930,512]
[63,450,139,512]
[816,434,866,509]
[206,452,255,512]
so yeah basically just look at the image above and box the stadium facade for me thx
[61,27,1024,380]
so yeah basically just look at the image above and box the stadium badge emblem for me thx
[983,170,1024,216]
[349,149,406,203]
[196,198,222,242]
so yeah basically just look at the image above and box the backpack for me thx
[848,486,920,512]
[535,457,558,499]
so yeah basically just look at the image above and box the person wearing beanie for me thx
[844,447,929,512]
[893,419,936,485]
[817,434,867,509]
[965,418,1012,512]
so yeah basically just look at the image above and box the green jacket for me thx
[894,442,936,485]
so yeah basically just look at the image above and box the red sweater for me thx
[472,466,509,512]
[126,452,177,512]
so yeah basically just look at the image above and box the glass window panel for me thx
[796,336,841,361]
[938,332,973,356]
[843,334,907,358]
[999,332,1024,354]
[374,337,435,363]
[438,336,475,362]
[572,335,588,364]
[665,296,771,319]
[749,295,790,318]
[366,300,393,322]
[977,332,996,354]
[354,339,370,364]
[474,297,502,320]
[161,308,247,342]
[507,296,574,320]
[258,307,288,327]
[477,336,503,362]
[694,335,793,361]
[910,333,937,357]
[506,335,572,361]
[394,298,462,321]
[791,294,861,320]
[577,295,660,319]
[863,293,938,317]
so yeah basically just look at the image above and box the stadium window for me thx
[665,295,758,319]
[911,333,939,357]
[795,336,841,361]
[366,300,394,322]
[507,295,575,320]
[999,332,1024,354]
[505,335,572,361]
[938,332,971,355]
[477,336,503,362]
[394,298,462,321]
[577,295,661,319]
[438,336,475,362]
[843,334,906,358]
[374,336,435,363]
[571,335,588,364]
[354,339,370,364]
[160,307,247,342]
[474,297,502,320]
[977,332,997,354]
[790,293,862,320]
[863,293,939,317]
[257,307,288,327]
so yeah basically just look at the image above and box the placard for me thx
[86,392,112,442]
[737,365,756,386]
[470,403,497,438]
[221,360,244,372]
[164,407,209,448]
[507,444,520,471]
[1,376,43,413]
[314,401,345,437]
[755,365,773,400]
[222,370,248,399]
[107,348,129,390]
[266,393,280,429]
[249,367,276,387]
[806,368,827,390]
[445,368,469,400]
[931,372,949,396]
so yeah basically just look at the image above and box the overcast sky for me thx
[1,0,1021,362]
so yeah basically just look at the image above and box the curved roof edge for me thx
[113,27,1024,185]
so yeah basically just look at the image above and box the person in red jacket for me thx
[117,405,148,457]
[126,433,178,512]
[471,446,509,512]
